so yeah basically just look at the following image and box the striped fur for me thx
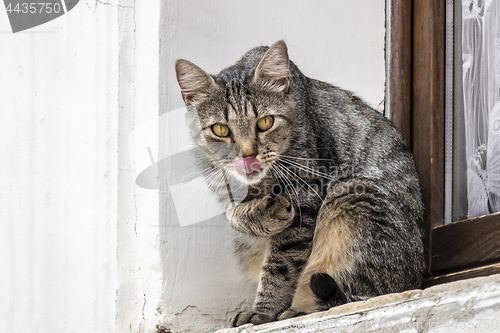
[175,40,425,327]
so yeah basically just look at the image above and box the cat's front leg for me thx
[226,195,295,237]
[231,226,314,326]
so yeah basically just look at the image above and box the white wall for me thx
[159,1,385,332]
[0,1,160,332]
[162,1,385,113]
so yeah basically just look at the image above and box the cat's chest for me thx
[246,175,326,208]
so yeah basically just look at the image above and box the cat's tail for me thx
[310,273,367,311]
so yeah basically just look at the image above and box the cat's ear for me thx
[253,40,290,93]
[175,59,217,105]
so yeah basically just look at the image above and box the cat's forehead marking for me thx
[226,102,241,122]
[225,83,256,120]
[227,103,246,123]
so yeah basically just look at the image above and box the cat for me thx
[175,40,425,327]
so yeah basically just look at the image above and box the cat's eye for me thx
[212,123,230,137]
[257,115,274,131]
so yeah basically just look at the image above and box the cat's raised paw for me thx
[256,195,294,221]
[231,310,274,327]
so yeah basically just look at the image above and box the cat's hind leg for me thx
[278,203,358,320]
[309,273,349,310]
[278,274,354,320]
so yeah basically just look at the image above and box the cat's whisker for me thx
[203,168,224,184]
[277,154,335,162]
[279,158,336,181]
[282,160,336,181]
[276,161,333,216]
[271,163,303,227]
[195,170,231,210]
[278,155,329,170]
[198,169,225,193]
[270,165,301,207]
[167,164,207,180]
[202,171,228,204]
[176,169,225,209]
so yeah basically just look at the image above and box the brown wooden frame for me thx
[387,0,500,287]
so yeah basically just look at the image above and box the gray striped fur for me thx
[175,40,425,327]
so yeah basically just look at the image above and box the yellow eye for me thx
[212,123,229,137]
[257,115,274,131]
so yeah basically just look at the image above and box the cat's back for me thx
[307,77,386,130]
[305,78,406,159]
[215,46,269,84]
[305,76,422,206]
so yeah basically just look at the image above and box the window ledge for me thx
[216,274,500,332]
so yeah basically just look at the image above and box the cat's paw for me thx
[231,310,274,327]
[277,308,308,320]
[255,195,294,223]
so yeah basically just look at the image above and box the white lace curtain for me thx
[462,0,500,218]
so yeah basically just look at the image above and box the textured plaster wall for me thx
[0,3,119,331]
[158,1,385,332]
[0,1,161,332]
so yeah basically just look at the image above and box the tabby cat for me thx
[175,40,425,327]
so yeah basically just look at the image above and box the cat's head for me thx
[175,40,295,185]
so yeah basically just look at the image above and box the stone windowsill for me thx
[216,274,500,333]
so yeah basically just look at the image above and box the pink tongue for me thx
[235,157,261,175]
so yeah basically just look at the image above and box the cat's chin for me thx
[231,168,268,185]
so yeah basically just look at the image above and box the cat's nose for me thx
[239,141,258,158]
[235,157,261,174]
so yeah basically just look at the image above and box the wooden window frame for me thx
[387,0,500,287]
